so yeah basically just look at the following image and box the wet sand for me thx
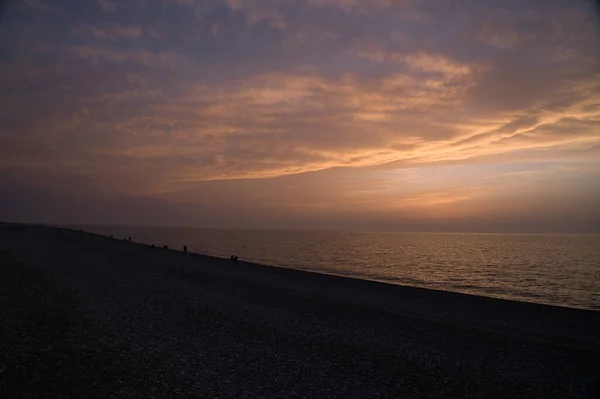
[1,223,599,398]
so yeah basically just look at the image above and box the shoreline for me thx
[7,223,600,343]
[1,223,599,397]
[38,222,600,312]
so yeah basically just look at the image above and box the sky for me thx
[0,0,599,233]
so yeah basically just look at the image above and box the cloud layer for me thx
[0,0,598,231]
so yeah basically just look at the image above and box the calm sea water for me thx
[76,225,600,311]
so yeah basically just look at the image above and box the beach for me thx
[1,224,599,398]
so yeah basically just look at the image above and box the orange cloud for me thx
[53,65,590,199]
[2,0,599,227]
[357,46,479,78]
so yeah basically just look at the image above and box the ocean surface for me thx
[75,225,600,311]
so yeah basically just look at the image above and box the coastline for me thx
[52,224,600,345]
[1,223,599,398]
[53,223,600,312]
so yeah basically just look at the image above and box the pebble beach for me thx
[1,224,599,398]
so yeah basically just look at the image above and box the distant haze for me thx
[1,0,599,233]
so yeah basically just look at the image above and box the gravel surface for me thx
[1,224,599,398]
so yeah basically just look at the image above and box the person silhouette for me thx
[183,245,187,254]
[163,245,168,250]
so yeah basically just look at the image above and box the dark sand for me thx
[1,224,599,398]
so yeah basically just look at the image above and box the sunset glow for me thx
[1,0,599,232]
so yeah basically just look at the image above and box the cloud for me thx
[356,45,479,79]
[223,0,288,30]
[68,45,186,69]
[24,0,55,11]
[73,25,143,41]
[308,0,397,12]
[8,62,590,198]
[1,0,599,231]
[97,0,117,13]
[475,24,521,49]
[2,47,598,193]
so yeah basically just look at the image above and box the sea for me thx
[75,225,600,311]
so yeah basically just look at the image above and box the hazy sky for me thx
[1,0,599,233]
